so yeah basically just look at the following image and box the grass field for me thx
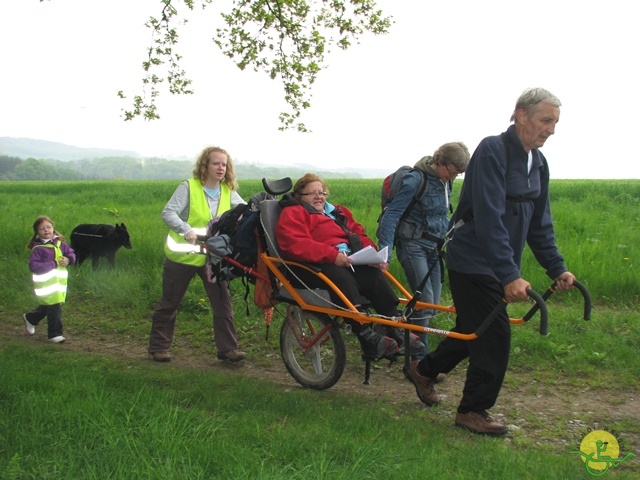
[0,179,638,479]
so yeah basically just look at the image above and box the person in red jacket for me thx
[276,173,424,361]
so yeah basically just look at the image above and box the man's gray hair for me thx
[510,88,561,122]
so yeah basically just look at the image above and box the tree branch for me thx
[118,0,392,131]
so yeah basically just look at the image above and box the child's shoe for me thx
[23,314,36,335]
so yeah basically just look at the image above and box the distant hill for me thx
[0,137,389,179]
[0,137,140,161]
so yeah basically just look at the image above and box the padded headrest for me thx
[259,200,283,257]
[262,177,292,196]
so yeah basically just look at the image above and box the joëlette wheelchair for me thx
[202,177,591,391]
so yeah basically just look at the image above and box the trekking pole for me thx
[403,251,441,319]
[401,220,464,370]
[403,219,464,317]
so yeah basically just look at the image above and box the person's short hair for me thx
[433,142,471,173]
[510,88,561,122]
[192,146,238,190]
[293,173,329,197]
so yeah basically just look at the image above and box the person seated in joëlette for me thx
[275,173,425,361]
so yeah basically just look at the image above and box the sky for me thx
[2,0,639,179]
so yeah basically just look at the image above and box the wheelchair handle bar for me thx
[475,288,548,338]
[525,288,548,336]
[524,279,591,323]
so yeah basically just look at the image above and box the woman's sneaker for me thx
[49,336,66,344]
[358,328,399,361]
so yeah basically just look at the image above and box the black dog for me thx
[70,223,132,269]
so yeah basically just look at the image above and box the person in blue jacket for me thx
[377,142,470,358]
[405,88,576,437]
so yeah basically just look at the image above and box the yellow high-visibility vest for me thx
[32,240,68,305]
[164,178,231,266]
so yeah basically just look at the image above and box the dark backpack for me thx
[206,194,272,283]
[207,203,249,242]
[376,166,428,242]
[230,207,261,278]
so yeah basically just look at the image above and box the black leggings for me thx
[421,270,510,413]
[288,263,400,318]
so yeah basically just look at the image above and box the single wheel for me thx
[280,305,346,390]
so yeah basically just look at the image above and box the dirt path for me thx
[4,324,639,460]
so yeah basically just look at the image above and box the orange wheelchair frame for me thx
[203,178,591,390]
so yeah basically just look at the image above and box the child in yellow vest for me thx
[23,216,76,343]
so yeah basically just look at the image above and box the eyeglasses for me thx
[300,191,328,197]
[445,164,460,178]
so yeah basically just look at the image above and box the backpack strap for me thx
[376,168,430,247]
[399,169,428,224]
[385,169,428,246]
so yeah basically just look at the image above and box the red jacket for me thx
[276,202,376,264]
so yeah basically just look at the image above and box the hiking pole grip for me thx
[525,288,548,335]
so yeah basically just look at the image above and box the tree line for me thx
[0,155,353,181]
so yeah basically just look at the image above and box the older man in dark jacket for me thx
[405,88,576,436]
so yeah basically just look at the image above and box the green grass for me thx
[1,179,638,306]
[2,341,628,480]
[0,179,639,479]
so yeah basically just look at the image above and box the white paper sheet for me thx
[348,245,388,265]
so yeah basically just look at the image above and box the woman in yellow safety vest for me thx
[148,146,247,363]
[23,216,76,344]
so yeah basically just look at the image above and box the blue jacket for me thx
[446,125,567,286]
[377,168,449,256]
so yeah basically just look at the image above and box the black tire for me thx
[280,305,346,390]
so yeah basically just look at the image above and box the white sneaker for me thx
[49,336,66,344]
[23,314,36,335]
